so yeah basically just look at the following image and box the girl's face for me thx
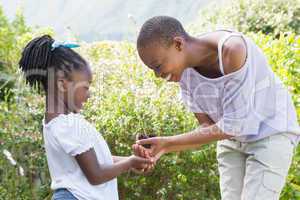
[64,67,92,113]
[138,39,187,82]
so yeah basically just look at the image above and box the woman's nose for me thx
[87,91,91,99]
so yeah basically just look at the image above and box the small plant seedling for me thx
[137,133,156,149]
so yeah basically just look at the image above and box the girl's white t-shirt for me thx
[42,113,119,200]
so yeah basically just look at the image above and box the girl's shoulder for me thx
[43,113,95,136]
[43,113,99,156]
[44,113,82,128]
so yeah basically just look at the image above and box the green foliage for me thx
[1,2,300,200]
[0,5,55,200]
[0,6,53,101]
[0,6,30,101]
[189,0,300,37]
[0,85,50,199]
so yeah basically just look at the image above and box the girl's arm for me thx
[112,156,128,163]
[75,149,153,185]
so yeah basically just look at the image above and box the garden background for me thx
[0,0,299,199]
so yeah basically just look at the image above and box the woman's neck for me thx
[185,36,218,68]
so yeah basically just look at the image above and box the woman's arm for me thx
[159,113,216,153]
[165,113,229,148]
[136,113,232,160]
[75,149,153,185]
[137,124,232,160]
[166,124,231,149]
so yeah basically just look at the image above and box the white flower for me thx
[19,166,25,176]
[3,149,17,166]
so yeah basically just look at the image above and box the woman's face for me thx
[138,40,187,82]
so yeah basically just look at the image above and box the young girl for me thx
[136,16,300,200]
[19,35,154,200]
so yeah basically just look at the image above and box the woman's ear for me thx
[173,36,184,51]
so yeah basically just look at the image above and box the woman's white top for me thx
[43,113,118,200]
[180,31,300,143]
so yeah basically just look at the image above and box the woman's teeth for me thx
[164,74,172,81]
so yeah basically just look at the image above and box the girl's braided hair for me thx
[19,35,87,92]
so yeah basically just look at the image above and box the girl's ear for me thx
[173,36,184,51]
[56,71,69,93]
[57,78,68,93]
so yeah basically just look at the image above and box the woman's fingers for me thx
[131,143,158,174]
[139,145,148,158]
[136,137,157,145]
[134,143,154,158]
[137,138,158,153]
[154,150,164,162]
[132,144,140,156]
[133,144,148,158]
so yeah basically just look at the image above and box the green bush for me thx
[188,0,300,37]
[1,3,300,200]
[0,5,55,199]
[0,7,30,101]
[0,84,49,199]
[0,6,53,101]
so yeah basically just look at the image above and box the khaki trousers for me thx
[217,133,296,200]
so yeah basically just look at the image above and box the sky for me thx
[0,0,213,42]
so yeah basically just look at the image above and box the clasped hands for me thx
[131,135,168,174]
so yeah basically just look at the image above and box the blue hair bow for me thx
[51,41,80,51]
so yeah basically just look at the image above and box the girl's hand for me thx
[136,136,169,162]
[128,155,153,171]
[132,144,155,174]
[130,164,155,174]
[132,144,151,159]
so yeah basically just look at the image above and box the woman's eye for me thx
[155,65,161,72]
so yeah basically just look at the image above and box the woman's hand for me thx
[136,136,169,162]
